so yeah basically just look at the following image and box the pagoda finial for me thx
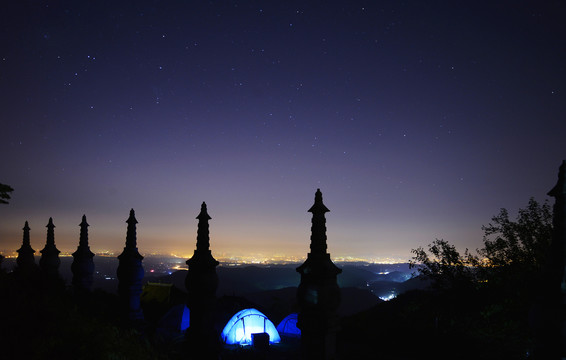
[309,188,330,214]
[197,201,212,220]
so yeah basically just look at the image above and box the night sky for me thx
[1,1,565,262]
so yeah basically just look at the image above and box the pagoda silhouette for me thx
[297,189,342,360]
[117,209,145,322]
[185,201,220,358]
[531,160,566,359]
[39,217,61,281]
[71,215,95,293]
[15,221,37,277]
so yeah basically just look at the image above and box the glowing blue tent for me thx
[276,313,301,337]
[221,308,281,345]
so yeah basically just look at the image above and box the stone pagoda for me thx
[16,221,37,275]
[296,189,342,360]
[117,209,144,322]
[185,202,220,357]
[534,160,566,358]
[71,215,95,293]
[39,217,61,279]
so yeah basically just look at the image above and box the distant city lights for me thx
[379,292,397,301]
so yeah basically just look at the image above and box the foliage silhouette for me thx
[408,198,553,358]
[410,198,552,289]
[479,198,552,277]
[410,238,478,290]
[0,182,13,204]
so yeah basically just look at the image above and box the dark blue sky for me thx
[1,0,565,262]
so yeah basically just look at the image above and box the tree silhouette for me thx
[480,198,552,272]
[409,198,553,357]
[0,183,14,204]
[410,238,478,290]
[410,198,552,288]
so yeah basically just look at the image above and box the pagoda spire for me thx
[308,188,331,255]
[185,202,219,358]
[296,189,341,360]
[71,215,95,293]
[16,221,37,274]
[194,202,214,254]
[39,217,61,279]
[548,160,566,198]
[117,209,144,322]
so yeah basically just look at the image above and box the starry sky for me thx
[1,0,565,262]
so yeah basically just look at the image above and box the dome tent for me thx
[221,308,281,345]
[157,304,190,332]
[276,313,301,337]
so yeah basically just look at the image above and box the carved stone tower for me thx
[71,215,95,293]
[531,161,566,359]
[117,209,144,321]
[545,160,566,358]
[39,217,61,279]
[16,221,37,275]
[296,189,342,360]
[185,202,220,357]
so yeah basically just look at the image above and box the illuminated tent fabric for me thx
[221,308,281,345]
[276,313,301,337]
[157,304,190,332]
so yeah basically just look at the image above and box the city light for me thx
[379,293,397,301]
